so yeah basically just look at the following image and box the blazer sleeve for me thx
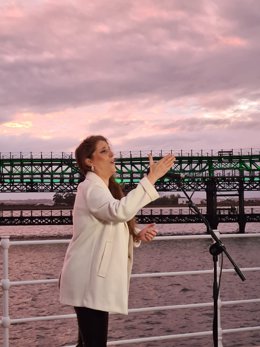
[85,176,159,223]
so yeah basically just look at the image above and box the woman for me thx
[59,135,175,346]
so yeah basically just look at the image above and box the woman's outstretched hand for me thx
[147,153,176,185]
[138,223,158,242]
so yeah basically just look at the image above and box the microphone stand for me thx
[175,178,246,347]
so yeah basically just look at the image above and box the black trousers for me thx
[74,306,109,347]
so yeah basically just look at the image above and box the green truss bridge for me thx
[0,149,260,232]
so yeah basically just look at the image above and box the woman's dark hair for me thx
[75,135,136,237]
[75,135,108,175]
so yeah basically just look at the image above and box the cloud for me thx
[1,0,259,113]
[0,132,77,154]
[0,0,260,153]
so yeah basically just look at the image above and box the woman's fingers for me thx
[162,153,176,166]
[144,223,158,241]
[156,154,175,173]
[138,223,158,242]
[148,153,154,167]
[147,153,176,184]
[145,231,157,241]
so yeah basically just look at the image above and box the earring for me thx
[91,165,94,172]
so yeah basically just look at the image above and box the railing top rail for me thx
[1,233,260,247]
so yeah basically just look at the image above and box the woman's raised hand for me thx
[147,153,176,185]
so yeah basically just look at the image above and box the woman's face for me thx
[88,140,116,180]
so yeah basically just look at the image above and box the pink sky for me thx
[0,0,260,155]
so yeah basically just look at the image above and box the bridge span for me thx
[0,149,260,232]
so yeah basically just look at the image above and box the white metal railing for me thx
[1,233,260,347]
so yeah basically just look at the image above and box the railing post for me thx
[214,230,224,347]
[218,296,223,347]
[1,236,11,347]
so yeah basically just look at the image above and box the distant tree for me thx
[64,192,76,206]
[148,193,180,206]
[53,193,64,205]
[53,192,76,207]
[218,198,238,206]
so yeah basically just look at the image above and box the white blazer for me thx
[59,172,159,314]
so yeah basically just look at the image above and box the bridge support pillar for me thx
[206,178,218,231]
[238,178,246,233]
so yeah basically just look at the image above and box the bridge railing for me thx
[1,207,260,227]
[1,147,260,159]
[1,233,260,347]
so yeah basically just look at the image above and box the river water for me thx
[0,219,260,346]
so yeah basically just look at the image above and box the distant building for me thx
[218,149,233,156]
